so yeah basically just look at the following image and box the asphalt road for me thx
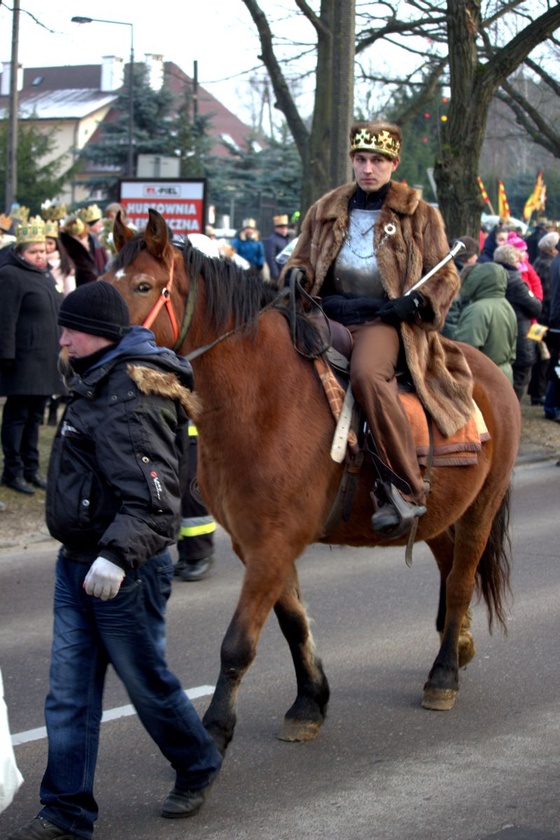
[0,457,559,840]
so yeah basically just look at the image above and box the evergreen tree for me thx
[0,121,73,214]
[81,64,180,197]
[204,127,302,228]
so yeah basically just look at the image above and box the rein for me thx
[140,249,329,361]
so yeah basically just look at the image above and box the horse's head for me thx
[103,209,186,349]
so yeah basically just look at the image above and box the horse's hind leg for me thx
[273,571,330,742]
[429,530,476,671]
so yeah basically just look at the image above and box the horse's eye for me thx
[136,281,152,294]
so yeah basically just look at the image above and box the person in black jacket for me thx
[544,250,560,421]
[494,243,542,401]
[8,283,221,840]
[0,216,62,494]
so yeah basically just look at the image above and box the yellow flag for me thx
[523,171,543,222]
[526,323,548,342]
[498,180,510,222]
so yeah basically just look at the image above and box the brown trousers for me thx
[349,320,425,505]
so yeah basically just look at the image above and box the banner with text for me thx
[119,179,206,235]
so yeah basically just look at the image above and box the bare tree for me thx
[435,1,560,238]
[241,0,560,234]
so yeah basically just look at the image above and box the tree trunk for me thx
[329,0,356,190]
[436,0,560,241]
[301,0,335,213]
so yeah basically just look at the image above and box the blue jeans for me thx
[39,549,222,839]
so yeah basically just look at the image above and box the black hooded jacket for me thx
[46,327,194,569]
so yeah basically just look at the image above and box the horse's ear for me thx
[113,211,135,253]
[145,208,173,261]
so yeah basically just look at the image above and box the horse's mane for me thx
[181,240,278,335]
[114,230,326,356]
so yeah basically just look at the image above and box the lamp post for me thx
[71,16,135,177]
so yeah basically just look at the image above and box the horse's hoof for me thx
[421,686,458,711]
[277,719,322,742]
[458,633,476,668]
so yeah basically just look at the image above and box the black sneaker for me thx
[180,556,214,582]
[6,816,81,839]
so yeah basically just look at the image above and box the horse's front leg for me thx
[202,545,298,755]
[273,571,330,742]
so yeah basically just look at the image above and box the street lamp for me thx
[71,16,135,177]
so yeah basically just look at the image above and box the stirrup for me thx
[371,481,426,539]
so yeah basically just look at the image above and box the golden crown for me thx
[0,214,12,232]
[44,219,60,238]
[16,216,46,244]
[78,204,102,223]
[273,214,289,226]
[41,200,67,221]
[11,204,30,223]
[63,216,86,238]
[349,127,401,160]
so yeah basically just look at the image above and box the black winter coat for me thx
[46,328,194,570]
[503,264,542,368]
[0,250,63,396]
[264,230,291,280]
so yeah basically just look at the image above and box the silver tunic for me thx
[334,209,385,296]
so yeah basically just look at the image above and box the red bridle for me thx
[141,258,180,345]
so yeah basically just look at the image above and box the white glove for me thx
[84,557,125,601]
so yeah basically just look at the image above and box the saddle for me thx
[307,309,489,541]
[277,278,487,543]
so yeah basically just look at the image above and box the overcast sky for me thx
[0,0,313,121]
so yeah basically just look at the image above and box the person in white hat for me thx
[231,218,265,276]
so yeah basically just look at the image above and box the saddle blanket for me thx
[398,391,490,467]
[315,358,490,467]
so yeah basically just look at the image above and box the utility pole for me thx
[5,0,20,211]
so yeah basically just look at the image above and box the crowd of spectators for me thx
[444,219,559,420]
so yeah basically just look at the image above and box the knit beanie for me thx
[58,281,130,341]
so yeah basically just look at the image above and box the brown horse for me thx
[104,209,521,756]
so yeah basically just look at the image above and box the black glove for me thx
[379,291,431,326]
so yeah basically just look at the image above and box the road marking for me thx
[11,685,215,746]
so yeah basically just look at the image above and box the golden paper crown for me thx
[41,200,67,221]
[63,216,86,238]
[11,204,30,223]
[78,204,102,224]
[273,214,289,226]
[44,219,60,238]
[16,216,46,244]
[0,214,12,232]
[349,126,401,160]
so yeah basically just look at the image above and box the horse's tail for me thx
[476,483,513,633]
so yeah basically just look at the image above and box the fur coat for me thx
[283,180,474,437]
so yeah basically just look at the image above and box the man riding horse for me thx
[281,120,474,538]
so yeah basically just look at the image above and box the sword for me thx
[404,240,465,296]
[330,386,355,463]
